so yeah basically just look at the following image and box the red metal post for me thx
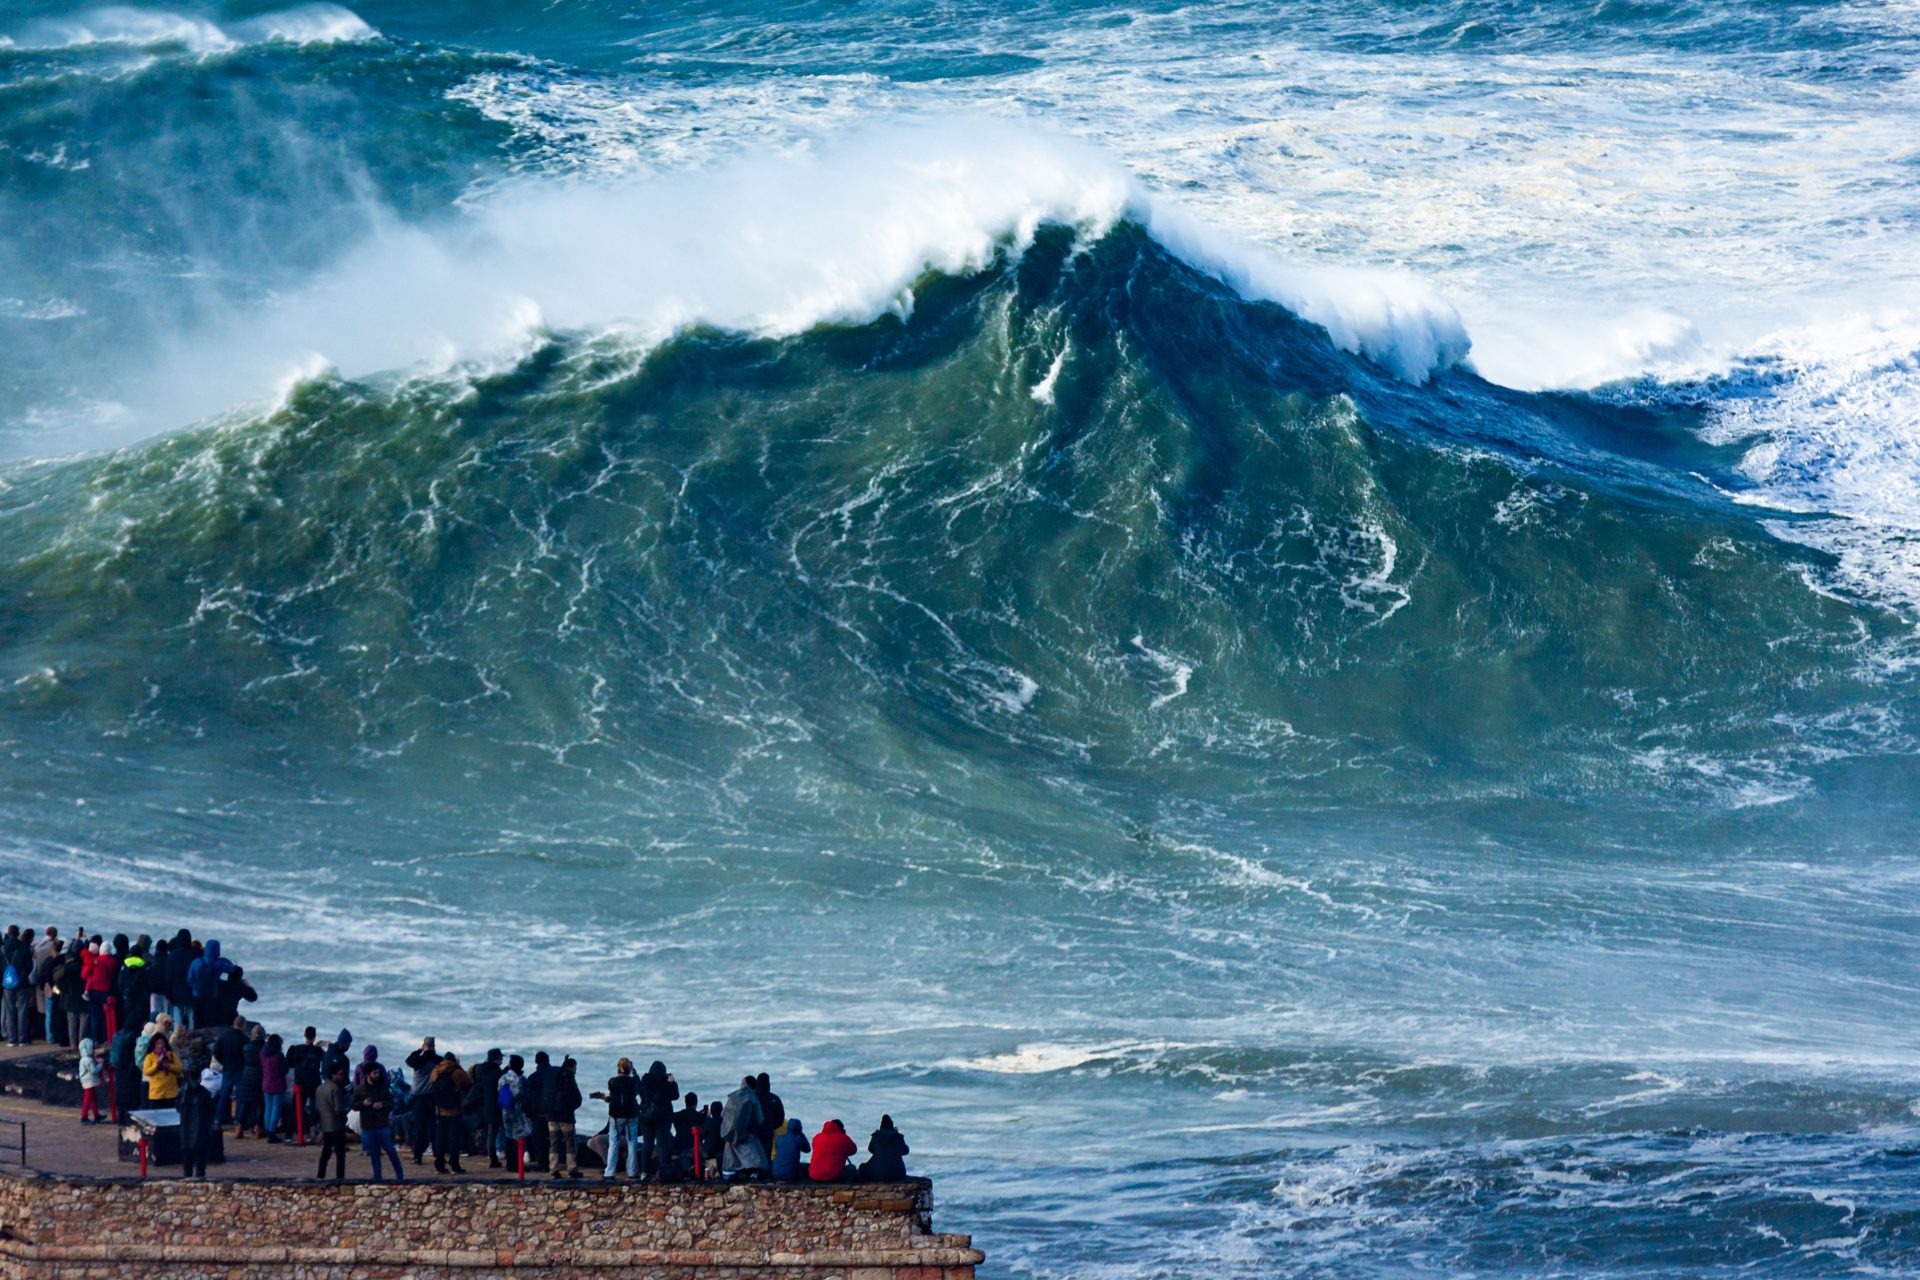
[138,1137,147,1178]
[517,1139,526,1180]
[294,1086,305,1145]
[691,1126,703,1182]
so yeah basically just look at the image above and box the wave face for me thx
[3,4,1920,1278]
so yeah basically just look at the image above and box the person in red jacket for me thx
[808,1119,858,1183]
[83,936,119,1044]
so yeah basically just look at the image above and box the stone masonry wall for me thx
[0,1169,982,1280]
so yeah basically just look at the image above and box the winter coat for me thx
[353,1067,394,1130]
[429,1061,471,1118]
[548,1068,583,1125]
[314,1079,350,1134]
[471,1059,503,1119]
[237,1038,263,1105]
[214,1025,246,1072]
[603,1073,640,1120]
[176,1080,217,1152]
[524,1063,555,1117]
[211,969,256,1028]
[259,1046,288,1095]
[185,940,229,1000]
[809,1124,857,1182]
[721,1087,768,1173]
[165,931,194,1005]
[500,1069,533,1141]
[143,1047,185,1102]
[754,1086,785,1152]
[319,1031,352,1084]
[77,1039,102,1090]
[115,955,152,1016]
[865,1125,909,1181]
[286,1042,323,1094]
[639,1063,679,1128]
[405,1047,439,1094]
[772,1126,811,1180]
[55,953,86,1014]
[83,950,118,994]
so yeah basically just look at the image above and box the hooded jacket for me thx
[77,1038,102,1090]
[639,1061,679,1126]
[865,1122,909,1181]
[772,1121,811,1180]
[186,940,229,999]
[83,947,118,994]
[721,1087,769,1172]
[143,1042,185,1102]
[809,1122,857,1182]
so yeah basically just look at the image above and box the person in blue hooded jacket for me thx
[771,1116,810,1181]
[185,939,232,1030]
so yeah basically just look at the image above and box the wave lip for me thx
[8,4,376,54]
[112,120,1471,444]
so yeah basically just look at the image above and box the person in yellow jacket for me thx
[143,1033,185,1103]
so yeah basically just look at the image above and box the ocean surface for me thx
[3,1,1920,1274]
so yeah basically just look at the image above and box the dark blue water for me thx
[3,3,1919,1275]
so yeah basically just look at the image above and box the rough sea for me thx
[3,2,1919,1274]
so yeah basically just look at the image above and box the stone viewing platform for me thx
[0,1046,984,1280]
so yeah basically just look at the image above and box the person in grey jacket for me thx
[720,1077,768,1179]
[314,1063,351,1181]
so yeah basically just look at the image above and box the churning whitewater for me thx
[3,1,1919,1276]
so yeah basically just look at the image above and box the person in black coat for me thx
[545,1056,585,1178]
[523,1052,556,1171]
[863,1115,909,1181]
[674,1092,707,1179]
[234,1026,265,1138]
[284,1026,324,1144]
[175,1074,217,1179]
[470,1048,504,1167]
[163,930,195,1028]
[638,1060,680,1182]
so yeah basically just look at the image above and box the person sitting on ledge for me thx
[863,1114,909,1182]
[314,1062,351,1182]
[809,1120,856,1183]
[772,1115,811,1182]
[673,1090,706,1180]
[722,1075,769,1181]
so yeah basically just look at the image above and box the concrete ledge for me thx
[0,1163,980,1279]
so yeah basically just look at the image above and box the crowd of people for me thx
[2,922,912,1186]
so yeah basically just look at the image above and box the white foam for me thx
[8,5,374,53]
[109,120,1475,444]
